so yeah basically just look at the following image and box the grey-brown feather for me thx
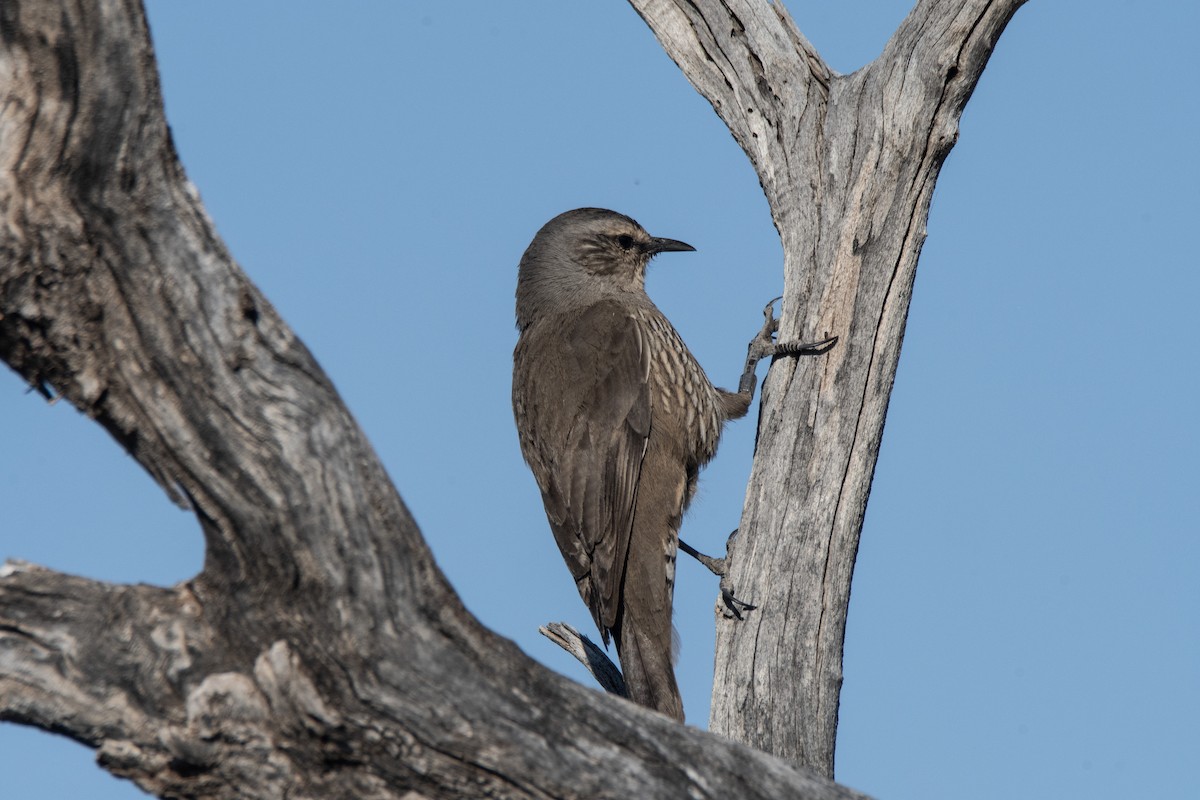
[513,301,650,637]
[513,208,750,722]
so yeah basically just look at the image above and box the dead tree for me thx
[0,0,1026,797]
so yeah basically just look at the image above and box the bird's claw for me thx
[761,296,783,334]
[746,298,783,362]
[774,334,838,356]
[752,296,837,359]
[680,537,758,619]
[719,575,757,620]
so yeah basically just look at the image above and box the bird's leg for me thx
[677,538,725,576]
[737,296,838,397]
[678,536,758,620]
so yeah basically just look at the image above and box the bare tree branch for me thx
[628,0,1028,776]
[538,622,628,698]
[0,1,905,797]
[0,561,208,743]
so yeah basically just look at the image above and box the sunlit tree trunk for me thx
[0,1,1025,796]
[629,0,1027,775]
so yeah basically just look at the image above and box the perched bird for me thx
[512,208,762,721]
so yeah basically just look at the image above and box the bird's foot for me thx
[775,334,838,356]
[678,537,757,620]
[738,297,838,394]
[719,574,757,621]
[758,296,838,357]
[745,296,784,362]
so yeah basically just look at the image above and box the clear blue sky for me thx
[3,2,1197,798]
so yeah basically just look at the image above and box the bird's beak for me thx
[648,237,696,254]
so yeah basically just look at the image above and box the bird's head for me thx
[516,207,694,329]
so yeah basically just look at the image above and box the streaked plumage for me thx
[513,208,751,720]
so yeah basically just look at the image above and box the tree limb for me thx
[628,0,1028,776]
[0,1,879,797]
[0,561,209,743]
[538,622,629,698]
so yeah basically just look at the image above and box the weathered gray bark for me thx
[629,0,1027,776]
[0,0,1024,797]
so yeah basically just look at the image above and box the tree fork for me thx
[629,0,1027,775]
[1,0,1026,796]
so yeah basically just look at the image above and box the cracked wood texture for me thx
[0,1,1025,797]
[630,0,1027,776]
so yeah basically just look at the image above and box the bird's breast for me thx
[634,309,724,465]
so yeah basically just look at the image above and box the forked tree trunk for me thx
[630,0,1027,775]
[0,1,1024,798]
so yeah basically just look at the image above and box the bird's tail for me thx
[615,601,684,721]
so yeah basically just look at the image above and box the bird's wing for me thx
[514,300,650,643]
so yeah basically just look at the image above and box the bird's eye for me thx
[616,234,636,250]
